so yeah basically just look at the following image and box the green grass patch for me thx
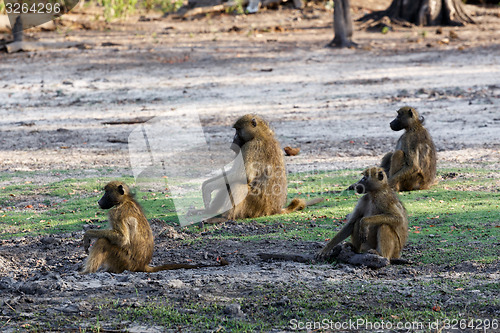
[0,168,498,266]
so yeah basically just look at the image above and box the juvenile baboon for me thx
[81,181,227,274]
[201,114,322,221]
[381,106,437,191]
[317,167,408,262]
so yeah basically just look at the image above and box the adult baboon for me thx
[201,114,322,221]
[318,167,408,262]
[81,181,227,274]
[381,106,437,191]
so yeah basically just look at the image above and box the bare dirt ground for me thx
[0,1,499,332]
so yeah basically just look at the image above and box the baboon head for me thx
[354,167,387,194]
[230,114,272,152]
[98,181,130,209]
[390,106,424,131]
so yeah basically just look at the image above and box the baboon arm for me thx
[360,214,401,229]
[320,221,355,255]
[358,214,402,244]
[389,153,418,185]
[83,225,131,248]
[317,199,365,258]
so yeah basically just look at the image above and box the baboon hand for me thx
[315,248,329,261]
[315,244,341,261]
[83,235,91,254]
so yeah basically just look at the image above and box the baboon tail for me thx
[306,197,324,206]
[282,197,324,214]
[145,258,229,272]
[282,198,306,214]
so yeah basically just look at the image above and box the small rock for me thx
[224,303,244,317]
[55,304,80,314]
[116,275,130,282]
[167,279,185,289]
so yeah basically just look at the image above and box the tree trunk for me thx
[328,0,356,48]
[360,0,474,27]
[12,16,23,42]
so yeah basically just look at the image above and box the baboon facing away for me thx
[380,106,437,191]
[317,167,408,262]
[201,114,322,221]
[81,181,227,274]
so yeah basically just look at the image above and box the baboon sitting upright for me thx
[317,167,408,262]
[381,106,437,191]
[201,114,322,221]
[81,181,227,274]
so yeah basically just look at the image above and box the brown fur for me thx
[202,114,323,221]
[317,167,408,262]
[381,106,437,191]
[81,181,227,274]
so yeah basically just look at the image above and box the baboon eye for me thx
[118,185,125,195]
[251,118,257,127]
[408,110,413,118]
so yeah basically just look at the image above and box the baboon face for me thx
[230,114,267,152]
[390,106,417,131]
[355,167,386,193]
[98,181,128,209]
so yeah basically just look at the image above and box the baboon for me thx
[81,181,227,274]
[201,114,322,221]
[381,106,437,191]
[317,167,408,262]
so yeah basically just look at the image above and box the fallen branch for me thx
[258,253,314,264]
[259,243,412,269]
[102,116,154,125]
[6,41,89,53]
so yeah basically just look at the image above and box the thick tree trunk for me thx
[360,0,474,26]
[328,0,356,48]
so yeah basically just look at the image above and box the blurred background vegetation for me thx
[0,0,498,23]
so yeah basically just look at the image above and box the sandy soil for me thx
[0,2,499,332]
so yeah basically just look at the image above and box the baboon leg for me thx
[389,150,405,177]
[206,186,231,215]
[380,152,393,176]
[376,224,399,259]
[81,238,110,274]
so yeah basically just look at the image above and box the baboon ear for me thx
[408,109,413,118]
[378,171,384,181]
[251,118,257,127]
[117,185,125,195]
